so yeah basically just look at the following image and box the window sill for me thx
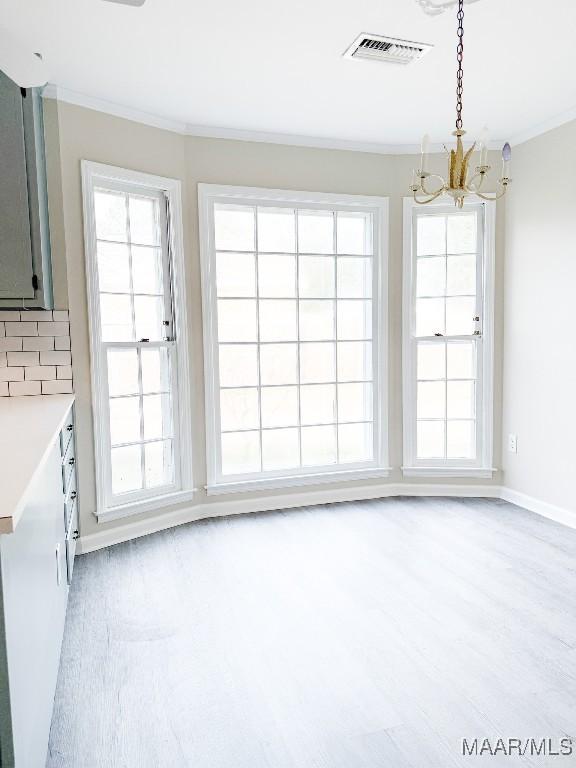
[206,467,393,496]
[402,466,497,479]
[96,488,199,523]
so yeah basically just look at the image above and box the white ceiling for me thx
[2,0,576,150]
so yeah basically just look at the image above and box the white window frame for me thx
[82,161,194,521]
[199,184,390,495]
[402,196,496,478]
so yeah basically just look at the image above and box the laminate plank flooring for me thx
[47,498,576,767]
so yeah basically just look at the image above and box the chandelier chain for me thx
[456,0,464,130]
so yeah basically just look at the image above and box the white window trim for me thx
[198,183,390,495]
[81,161,194,520]
[402,196,496,479]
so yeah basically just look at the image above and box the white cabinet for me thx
[0,404,77,767]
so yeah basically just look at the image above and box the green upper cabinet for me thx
[0,70,53,308]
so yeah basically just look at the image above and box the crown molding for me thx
[42,83,573,156]
[507,103,576,148]
[40,84,444,154]
[42,84,188,134]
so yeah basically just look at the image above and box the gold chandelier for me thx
[411,0,511,207]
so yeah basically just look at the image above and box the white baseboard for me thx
[77,481,500,554]
[499,486,576,531]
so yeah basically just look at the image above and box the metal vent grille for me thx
[344,34,433,65]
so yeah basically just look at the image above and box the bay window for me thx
[82,162,192,519]
[199,185,389,493]
[402,198,495,477]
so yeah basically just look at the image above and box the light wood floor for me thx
[47,498,576,768]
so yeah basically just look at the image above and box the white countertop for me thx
[0,395,75,534]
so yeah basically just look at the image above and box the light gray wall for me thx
[502,120,576,512]
[45,99,504,539]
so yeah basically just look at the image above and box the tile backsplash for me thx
[0,310,73,397]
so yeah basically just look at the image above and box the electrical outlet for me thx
[508,434,518,454]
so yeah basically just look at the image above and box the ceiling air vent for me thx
[344,34,432,65]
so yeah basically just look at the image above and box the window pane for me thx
[207,198,379,482]
[111,445,142,494]
[416,298,445,337]
[417,257,446,297]
[447,381,475,419]
[261,386,298,428]
[337,300,371,340]
[447,341,475,379]
[298,211,334,254]
[216,253,256,297]
[221,432,260,475]
[141,347,170,393]
[94,190,127,241]
[100,294,133,341]
[301,425,337,466]
[259,300,297,341]
[299,256,335,298]
[129,195,160,246]
[337,212,371,255]
[447,214,476,254]
[217,299,257,342]
[338,423,373,463]
[417,343,445,381]
[107,348,139,396]
[257,208,295,253]
[417,381,446,419]
[134,295,164,341]
[260,344,298,385]
[300,384,336,425]
[300,342,335,384]
[109,396,140,445]
[258,255,296,298]
[220,388,259,431]
[143,393,172,440]
[214,205,255,251]
[417,421,445,459]
[97,242,130,293]
[447,255,476,296]
[219,345,259,387]
[445,297,475,335]
[299,300,335,341]
[262,428,300,471]
[338,383,372,422]
[337,341,372,382]
[145,440,174,488]
[337,258,372,298]
[131,246,164,295]
[417,216,445,256]
[447,421,475,459]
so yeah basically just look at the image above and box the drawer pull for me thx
[68,458,75,466]
[66,424,73,432]
[73,530,80,541]
[70,491,77,500]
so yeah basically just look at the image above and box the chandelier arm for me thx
[473,187,508,202]
[420,174,446,196]
[413,188,446,205]
[464,170,487,194]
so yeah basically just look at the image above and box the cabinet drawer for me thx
[61,432,76,492]
[65,500,79,585]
